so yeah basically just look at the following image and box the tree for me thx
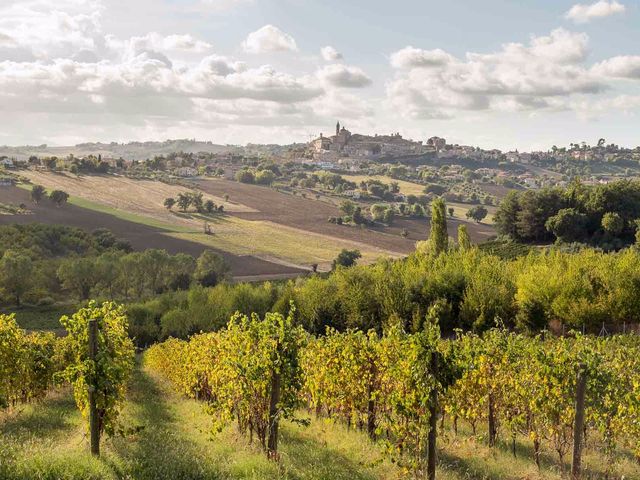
[204,199,216,214]
[545,208,587,243]
[428,198,448,255]
[352,206,366,225]
[31,185,46,204]
[339,200,356,216]
[332,249,361,270]
[236,169,255,184]
[164,197,176,210]
[176,193,191,212]
[189,192,204,212]
[194,250,230,287]
[49,190,69,207]
[495,191,521,239]
[0,250,33,306]
[458,224,472,251]
[448,207,455,217]
[601,212,624,236]
[466,205,488,223]
[256,170,276,185]
[57,258,98,300]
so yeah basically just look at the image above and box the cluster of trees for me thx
[136,241,640,343]
[0,224,229,307]
[27,154,114,174]
[164,191,223,214]
[31,184,69,207]
[495,179,640,248]
[235,163,280,185]
[329,199,425,227]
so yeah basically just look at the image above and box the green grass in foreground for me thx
[3,360,637,479]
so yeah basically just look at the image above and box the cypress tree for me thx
[429,198,448,255]
[458,224,472,251]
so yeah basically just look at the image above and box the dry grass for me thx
[17,172,402,269]
[19,171,257,217]
[170,215,399,270]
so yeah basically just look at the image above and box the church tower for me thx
[336,121,340,136]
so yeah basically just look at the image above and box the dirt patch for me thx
[0,186,305,278]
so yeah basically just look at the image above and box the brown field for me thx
[2,172,496,275]
[195,178,496,245]
[0,185,304,279]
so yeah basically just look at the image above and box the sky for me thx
[1,0,640,150]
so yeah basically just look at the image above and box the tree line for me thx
[0,224,230,307]
[494,179,640,249]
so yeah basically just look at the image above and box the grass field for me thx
[15,172,405,270]
[2,360,634,480]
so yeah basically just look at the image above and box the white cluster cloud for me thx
[387,29,606,119]
[318,64,372,88]
[390,47,453,69]
[565,1,626,24]
[321,46,343,62]
[242,25,298,54]
[592,55,640,79]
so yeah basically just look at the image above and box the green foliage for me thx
[255,170,276,185]
[0,314,60,408]
[0,250,34,306]
[194,250,230,287]
[236,169,255,184]
[496,179,640,247]
[602,211,624,235]
[332,249,361,270]
[146,307,305,457]
[49,190,69,207]
[163,197,175,210]
[424,197,448,256]
[31,185,46,203]
[466,205,488,223]
[545,208,588,243]
[457,224,472,251]
[58,302,135,436]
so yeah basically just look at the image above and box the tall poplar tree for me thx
[429,198,448,255]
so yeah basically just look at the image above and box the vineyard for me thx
[0,302,135,453]
[1,298,640,478]
[145,313,640,478]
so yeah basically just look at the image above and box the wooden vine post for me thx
[427,351,438,480]
[571,364,587,480]
[88,318,100,456]
[267,341,282,460]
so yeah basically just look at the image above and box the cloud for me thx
[565,1,625,23]
[318,64,372,88]
[390,47,454,69]
[320,46,343,61]
[199,0,254,11]
[592,55,640,79]
[242,25,298,54]
[387,29,603,120]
